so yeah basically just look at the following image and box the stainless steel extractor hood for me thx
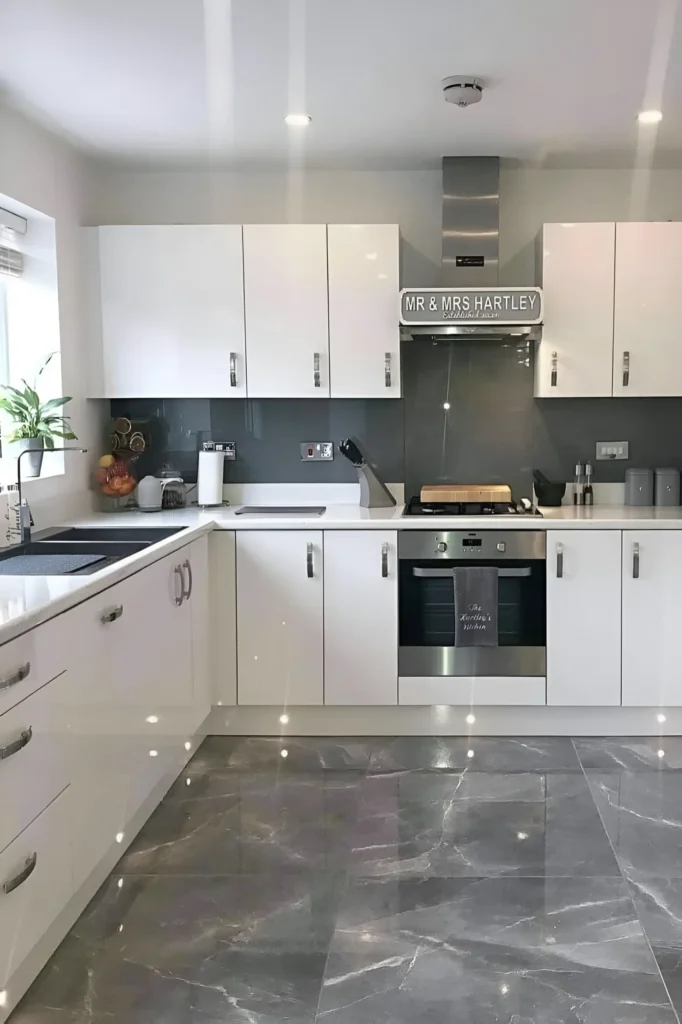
[400,157,542,340]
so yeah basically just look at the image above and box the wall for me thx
[0,102,100,523]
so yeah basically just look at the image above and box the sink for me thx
[43,526,187,543]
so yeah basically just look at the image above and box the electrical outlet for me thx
[596,441,629,461]
[203,441,236,460]
[301,442,334,461]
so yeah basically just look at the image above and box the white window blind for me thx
[0,246,22,278]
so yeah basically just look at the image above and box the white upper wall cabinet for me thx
[328,224,401,398]
[243,224,330,398]
[613,222,682,397]
[535,223,615,398]
[89,225,247,398]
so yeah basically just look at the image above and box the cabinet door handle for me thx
[230,352,238,388]
[551,351,558,388]
[182,558,193,600]
[307,543,314,578]
[100,605,123,625]
[385,353,392,388]
[3,852,37,894]
[381,543,389,577]
[0,726,32,762]
[313,352,321,388]
[633,542,640,579]
[0,662,30,693]
[622,351,630,388]
[174,565,184,606]
[556,543,563,578]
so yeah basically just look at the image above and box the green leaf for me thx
[21,382,40,410]
[39,396,72,415]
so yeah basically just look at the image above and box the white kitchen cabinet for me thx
[88,225,247,398]
[613,223,682,396]
[209,531,237,707]
[243,225,330,397]
[186,535,211,718]
[546,531,622,706]
[324,531,398,705]
[328,225,401,398]
[622,531,682,706]
[236,531,324,705]
[535,223,615,398]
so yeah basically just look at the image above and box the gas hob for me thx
[402,497,542,517]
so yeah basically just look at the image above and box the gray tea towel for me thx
[453,567,499,647]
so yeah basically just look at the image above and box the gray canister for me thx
[655,468,681,507]
[625,468,654,506]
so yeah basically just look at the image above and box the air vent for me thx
[0,246,23,278]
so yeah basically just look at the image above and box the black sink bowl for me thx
[43,526,187,544]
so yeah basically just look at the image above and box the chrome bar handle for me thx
[3,852,37,894]
[174,565,184,606]
[307,543,314,578]
[100,605,123,625]
[0,726,32,761]
[0,662,30,693]
[182,559,193,600]
[623,351,630,388]
[633,542,640,579]
[385,353,392,388]
[313,353,321,388]
[230,352,238,388]
[381,543,389,578]
[556,543,564,578]
[551,351,558,388]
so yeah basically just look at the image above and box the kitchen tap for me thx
[17,447,88,544]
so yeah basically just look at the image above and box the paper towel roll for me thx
[197,450,225,506]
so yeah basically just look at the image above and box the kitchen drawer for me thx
[0,672,72,855]
[399,676,547,706]
[0,613,72,719]
[0,787,72,994]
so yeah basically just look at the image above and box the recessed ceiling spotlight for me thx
[285,113,311,126]
[638,110,663,125]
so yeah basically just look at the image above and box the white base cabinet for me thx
[324,531,398,705]
[546,531,622,706]
[622,530,682,706]
[236,531,324,705]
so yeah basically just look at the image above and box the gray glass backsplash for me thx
[112,345,682,497]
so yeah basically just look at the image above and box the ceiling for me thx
[1,0,681,169]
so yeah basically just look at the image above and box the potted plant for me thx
[0,353,77,477]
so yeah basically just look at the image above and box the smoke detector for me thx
[443,77,483,108]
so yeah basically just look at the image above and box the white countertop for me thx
[0,501,681,649]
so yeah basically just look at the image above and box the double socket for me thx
[301,442,334,461]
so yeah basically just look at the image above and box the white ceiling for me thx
[1,0,681,169]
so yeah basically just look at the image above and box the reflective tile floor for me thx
[12,735,682,1022]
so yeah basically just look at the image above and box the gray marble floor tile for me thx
[13,873,344,1023]
[369,736,582,773]
[626,875,682,1020]
[575,736,682,772]
[588,771,682,879]
[190,736,375,772]
[317,875,675,1023]
[351,772,619,879]
[119,773,360,874]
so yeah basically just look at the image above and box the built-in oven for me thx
[399,530,546,677]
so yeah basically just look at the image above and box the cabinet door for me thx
[237,531,323,705]
[622,531,682,705]
[324,531,398,705]
[185,536,211,718]
[96,225,246,398]
[546,531,622,706]
[243,225,329,397]
[614,223,682,396]
[535,223,615,398]
[328,225,401,398]
[209,531,237,707]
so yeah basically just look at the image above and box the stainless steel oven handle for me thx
[411,567,532,578]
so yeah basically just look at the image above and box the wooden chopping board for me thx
[420,483,513,503]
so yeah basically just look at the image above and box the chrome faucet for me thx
[16,447,88,544]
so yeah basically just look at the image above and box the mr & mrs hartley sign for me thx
[400,287,543,326]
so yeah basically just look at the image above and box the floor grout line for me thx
[570,736,682,1024]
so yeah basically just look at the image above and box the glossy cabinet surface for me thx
[324,530,398,704]
[328,224,401,398]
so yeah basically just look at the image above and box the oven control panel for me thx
[399,531,546,561]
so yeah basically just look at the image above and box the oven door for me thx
[399,557,546,678]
